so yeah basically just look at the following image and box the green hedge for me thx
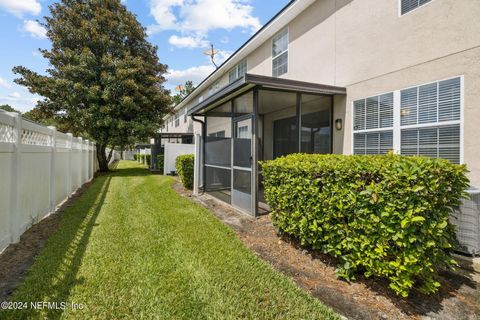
[138,154,151,166]
[133,154,138,161]
[176,154,194,189]
[260,153,469,297]
[156,155,164,171]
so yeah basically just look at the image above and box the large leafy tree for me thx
[172,80,195,106]
[13,0,170,171]
[0,104,19,113]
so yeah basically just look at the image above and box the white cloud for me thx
[168,35,208,49]
[166,65,215,88]
[23,20,47,39]
[148,0,261,35]
[0,93,41,113]
[166,49,232,90]
[0,81,42,112]
[0,77,12,89]
[0,0,41,17]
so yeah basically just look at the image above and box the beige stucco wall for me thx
[178,0,480,184]
[342,47,480,186]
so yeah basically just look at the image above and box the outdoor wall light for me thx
[335,119,343,131]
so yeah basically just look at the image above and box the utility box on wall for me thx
[451,188,480,256]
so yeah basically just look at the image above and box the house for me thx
[165,0,480,220]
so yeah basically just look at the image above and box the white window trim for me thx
[398,0,435,17]
[271,27,289,77]
[351,75,464,164]
[229,59,248,83]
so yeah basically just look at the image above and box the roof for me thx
[188,73,347,116]
[172,0,316,114]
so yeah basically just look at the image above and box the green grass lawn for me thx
[1,161,338,320]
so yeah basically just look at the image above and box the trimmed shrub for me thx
[133,154,138,161]
[157,155,164,172]
[260,153,469,297]
[138,154,151,166]
[176,154,194,189]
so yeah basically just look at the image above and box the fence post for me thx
[77,137,83,185]
[67,133,73,195]
[8,112,21,243]
[85,139,89,182]
[48,126,57,213]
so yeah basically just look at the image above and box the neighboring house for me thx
[164,0,479,218]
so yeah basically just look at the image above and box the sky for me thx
[0,0,290,112]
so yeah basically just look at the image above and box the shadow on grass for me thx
[2,175,112,320]
[42,175,112,320]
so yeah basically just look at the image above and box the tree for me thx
[172,80,195,106]
[13,0,170,171]
[0,104,19,113]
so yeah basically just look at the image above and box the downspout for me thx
[191,115,206,193]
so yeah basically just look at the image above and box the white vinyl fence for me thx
[163,142,195,175]
[0,111,98,253]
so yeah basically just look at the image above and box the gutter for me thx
[191,115,206,194]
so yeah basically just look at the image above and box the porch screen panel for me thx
[205,137,231,167]
[300,94,332,154]
[205,102,232,198]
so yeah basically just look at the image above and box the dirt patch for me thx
[0,176,98,302]
[174,182,480,320]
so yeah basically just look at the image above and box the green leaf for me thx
[411,216,425,223]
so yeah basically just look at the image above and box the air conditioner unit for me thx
[450,187,480,256]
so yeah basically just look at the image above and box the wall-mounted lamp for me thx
[335,119,343,131]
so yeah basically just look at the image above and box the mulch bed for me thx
[174,182,480,320]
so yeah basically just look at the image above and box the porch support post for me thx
[296,92,301,152]
[252,87,259,216]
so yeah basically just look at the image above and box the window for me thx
[229,60,247,83]
[209,131,226,138]
[401,0,432,15]
[237,126,249,139]
[272,28,288,77]
[175,113,180,127]
[400,77,461,163]
[354,131,394,155]
[353,93,394,155]
[353,77,462,163]
[183,107,187,123]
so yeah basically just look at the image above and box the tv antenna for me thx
[203,44,219,69]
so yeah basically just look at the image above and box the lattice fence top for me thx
[0,123,15,143]
[0,112,94,150]
[21,129,53,146]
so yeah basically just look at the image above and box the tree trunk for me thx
[96,143,109,172]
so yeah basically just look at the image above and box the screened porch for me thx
[189,74,346,216]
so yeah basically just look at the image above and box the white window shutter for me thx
[418,83,438,124]
[365,97,379,130]
[438,78,461,122]
[401,87,417,125]
[379,93,394,128]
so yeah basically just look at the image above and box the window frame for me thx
[399,0,434,17]
[351,75,464,164]
[175,112,180,127]
[271,27,289,77]
[229,59,247,83]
